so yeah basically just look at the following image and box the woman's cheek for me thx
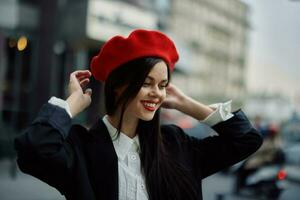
[162,89,167,99]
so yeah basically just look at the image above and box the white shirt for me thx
[48,97,233,200]
[102,115,148,200]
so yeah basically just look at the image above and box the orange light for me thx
[17,36,28,51]
[277,169,287,180]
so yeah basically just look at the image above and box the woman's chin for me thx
[139,113,156,121]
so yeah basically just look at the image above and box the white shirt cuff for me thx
[48,96,73,118]
[201,100,234,126]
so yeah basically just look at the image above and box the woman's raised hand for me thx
[161,83,185,110]
[66,70,92,118]
[162,83,214,120]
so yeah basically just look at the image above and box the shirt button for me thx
[130,155,137,160]
[141,184,145,189]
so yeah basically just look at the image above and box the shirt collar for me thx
[102,115,140,160]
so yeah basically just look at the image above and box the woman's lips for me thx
[143,105,156,111]
[141,100,158,112]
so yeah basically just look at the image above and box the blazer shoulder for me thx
[161,124,181,135]
[161,124,190,142]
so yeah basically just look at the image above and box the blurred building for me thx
[167,0,250,108]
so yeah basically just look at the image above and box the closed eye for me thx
[159,84,168,89]
[143,76,168,89]
[143,82,151,87]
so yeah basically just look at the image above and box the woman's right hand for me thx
[66,70,92,118]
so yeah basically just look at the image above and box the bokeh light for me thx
[17,36,28,51]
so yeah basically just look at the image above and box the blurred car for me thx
[283,144,300,165]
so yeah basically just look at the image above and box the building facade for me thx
[167,0,250,108]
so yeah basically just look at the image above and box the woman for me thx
[14,29,262,200]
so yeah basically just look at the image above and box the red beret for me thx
[90,29,179,82]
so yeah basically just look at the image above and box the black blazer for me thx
[14,103,262,200]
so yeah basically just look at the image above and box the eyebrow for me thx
[146,75,168,83]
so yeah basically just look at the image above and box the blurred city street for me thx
[1,159,300,200]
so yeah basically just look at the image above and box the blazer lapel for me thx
[86,118,118,200]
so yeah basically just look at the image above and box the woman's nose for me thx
[149,85,162,97]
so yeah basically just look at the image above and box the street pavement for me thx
[1,159,300,200]
[0,159,64,200]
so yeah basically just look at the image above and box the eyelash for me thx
[143,83,167,89]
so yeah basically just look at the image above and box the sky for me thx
[241,0,300,100]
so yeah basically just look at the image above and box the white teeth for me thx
[144,103,156,107]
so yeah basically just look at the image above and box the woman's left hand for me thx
[162,83,215,120]
[161,83,186,110]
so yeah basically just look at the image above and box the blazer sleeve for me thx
[14,103,77,193]
[172,109,263,179]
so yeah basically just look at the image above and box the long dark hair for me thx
[104,57,198,200]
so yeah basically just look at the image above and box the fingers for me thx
[75,70,91,80]
[84,88,93,105]
[70,70,91,80]
[74,70,91,76]
[68,70,92,95]
[70,70,91,85]
[79,78,90,88]
[76,71,91,79]
[85,88,92,96]
[69,73,81,89]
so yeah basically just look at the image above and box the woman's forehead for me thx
[147,62,168,80]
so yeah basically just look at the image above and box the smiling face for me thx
[124,61,169,121]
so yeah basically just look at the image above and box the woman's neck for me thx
[107,114,139,138]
